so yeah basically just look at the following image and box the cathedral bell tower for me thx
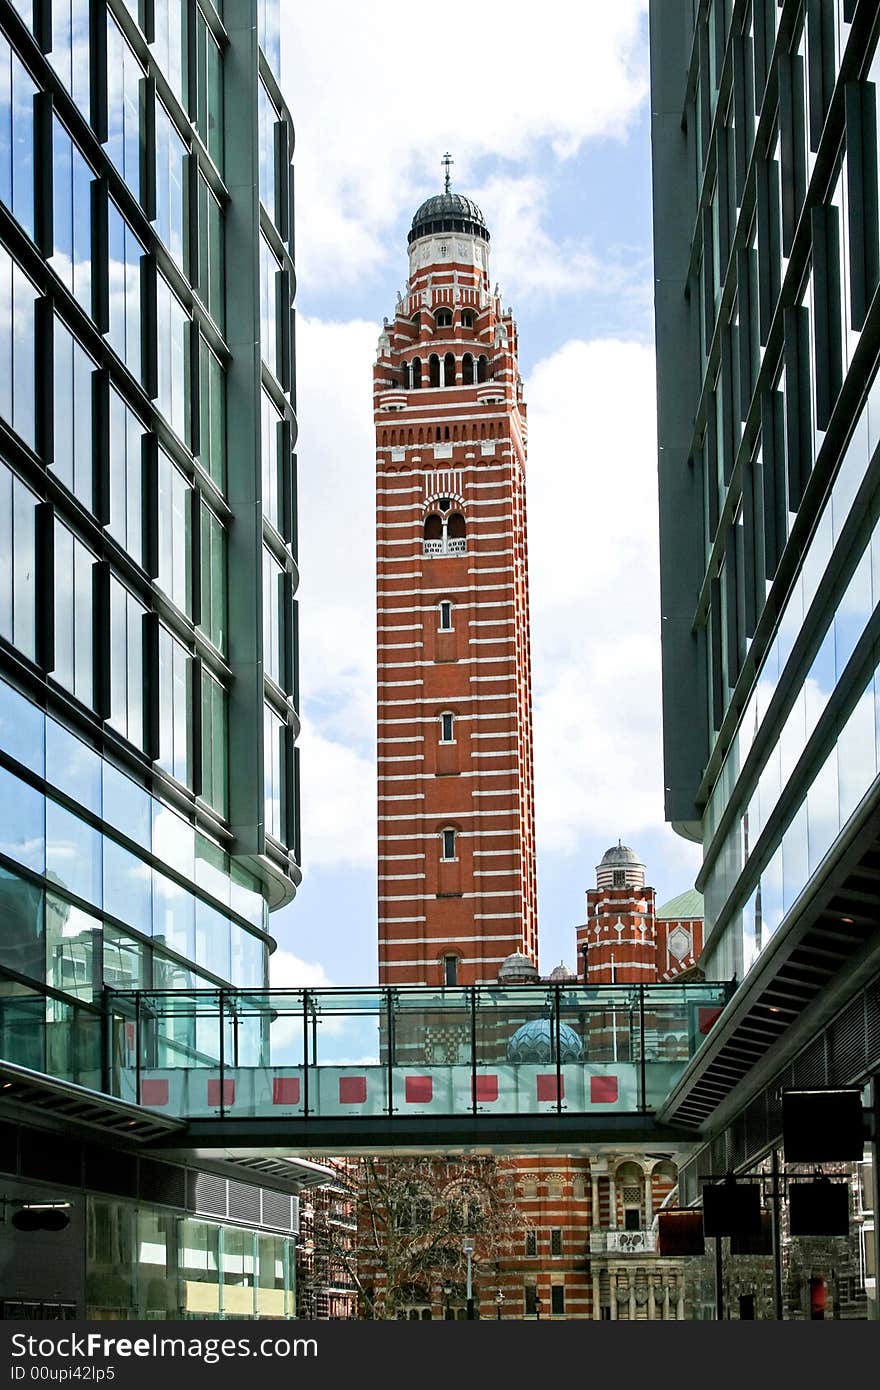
[374,160,537,986]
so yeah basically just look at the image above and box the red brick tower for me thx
[576,842,704,984]
[375,163,537,986]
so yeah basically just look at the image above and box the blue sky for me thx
[272,1,702,987]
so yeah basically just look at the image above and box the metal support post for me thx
[770,1148,784,1321]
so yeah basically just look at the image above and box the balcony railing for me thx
[423,538,466,557]
[589,1229,657,1255]
[104,980,730,1122]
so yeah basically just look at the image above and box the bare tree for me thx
[300,1156,524,1319]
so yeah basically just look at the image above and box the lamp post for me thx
[463,1237,475,1320]
[443,1283,452,1320]
[496,1289,505,1320]
[535,1294,542,1322]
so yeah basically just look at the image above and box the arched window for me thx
[461,310,474,328]
[411,312,421,328]
[440,711,455,743]
[424,514,443,544]
[441,828,457,861]
[429,354,440,387]
[447,512,465,544]
[424,513,466,556]
[439,600,453,630]
[617,1162,643,1231]
[435,308,452,329]
[477,355,488,383]
[444,353,456,386]
[412,357,422,389]
[462,353,474,385]
[443,954,458,986]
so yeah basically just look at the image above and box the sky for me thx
[270,0,702,989]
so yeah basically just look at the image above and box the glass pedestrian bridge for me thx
[107,981,730,1122]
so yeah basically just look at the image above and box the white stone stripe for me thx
[380,956,515,967]
[379,891,520,902]
[379,829,520,840]
[378,916,427,924]
[378,658,515,670]
[380,769,519,781]
[378,935,520,946]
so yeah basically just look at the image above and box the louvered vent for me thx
[227,1181,261,1224]
[826,997,866,1084]
[261,1190,292,1230]
[193,1172,228,1219]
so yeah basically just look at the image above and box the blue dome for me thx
[506,1019,583,1064]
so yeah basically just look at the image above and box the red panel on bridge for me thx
[141,1078,169,1106]
[473,1075,499,1103]
[207,1078,235,1107]
[536,1074,563,1102]
[590,1074,619,1103]
[272,1076,301,1105]
[698,1007,723,1034]
[339,1076,367,1104]
[404,1075,433,1103]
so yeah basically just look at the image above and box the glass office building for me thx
[0,0,304,1316]
[651,0,880,1309]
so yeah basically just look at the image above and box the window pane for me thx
[108,578,145,749]
[156,277,191,446]
[107,390,144,563]
[195,10,223,169]
[51,119,92,311]
[0,36,36,240]
[157,627,192,786]
[260,237,279,375]
[153,870,195,960]
[157,450,192,615]
[107,206,144,382]
[200,668,227,816]
[106,17,142,199]
[0,769,44,874]
[46,717,101,815]
[263,705,285,842]
[195,898,230,979]
[53,319,94,509]
[258,81,277,222]
[53,521,94,708]
[0,463,38,660]
[49,0,90,120]
[197,176,224,328]
[261,390,282,530]
[257,0,281,77]
[199,507,226,653]
[154,102,187,270]
[46,892,98,999]
[46,797,101,907]
[103,924,147,990]
[198,338,226,489]
[151,0,187,105]
[0,863,44,981]
[104,835,152,938]
[262,548,283,684]
[0,248,36,449]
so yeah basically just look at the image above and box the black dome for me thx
[408,192,490,245]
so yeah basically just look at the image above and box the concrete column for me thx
[663,1281,670,1320]
[592,1272,601,1320]
[591,1175,600,1228]
[644,1173,653,1227]
[648,1277,656,1321]
[609,1274,618,1320]
[629,1277,636,1322]
[608,1175,617,1229]
[676,1274,685,1320]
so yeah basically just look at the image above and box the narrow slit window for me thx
[441,828,456,860]
[443,954,457,986]
[440,711,454,743]
[439,601,453,630]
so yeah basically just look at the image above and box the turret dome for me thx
[408,192,489,245]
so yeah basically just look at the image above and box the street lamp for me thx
[496,1289,505,1320]
[535,1294,542,1321]
[463,1237,475,1320]
[443,1283,453,1320]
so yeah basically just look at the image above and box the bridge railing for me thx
[105,981,730,1121]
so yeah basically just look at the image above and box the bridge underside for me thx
[147,1112,699,1161]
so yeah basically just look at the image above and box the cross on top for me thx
[442,152,454,193]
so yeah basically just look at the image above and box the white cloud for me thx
[472,174,652,308]
[270,945,335,989]
[298,718,375,869]
[280,0,648,288]
[525,338,670,851]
